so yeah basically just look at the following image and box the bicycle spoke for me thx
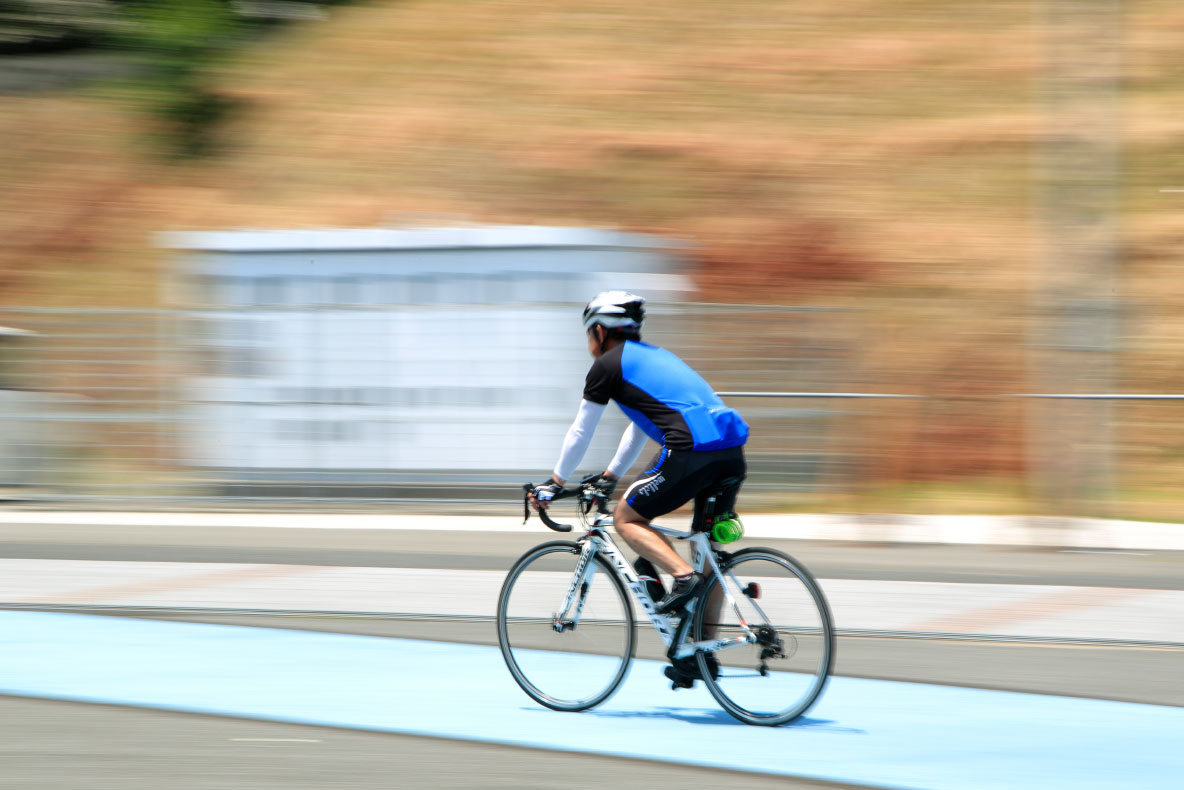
[497,542,634,711]
[718,672,766,679]
[694,549,834,726]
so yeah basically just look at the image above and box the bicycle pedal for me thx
[663,665,695,690]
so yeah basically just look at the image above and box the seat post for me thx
[692,475,746,533]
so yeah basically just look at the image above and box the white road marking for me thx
[1060,550,1151,556]
[230,738,322,743]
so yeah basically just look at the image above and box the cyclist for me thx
[529,291,749,681]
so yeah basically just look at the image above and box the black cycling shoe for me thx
[663,654,720,689]
[655,572,703,614]
[664,665,695,689]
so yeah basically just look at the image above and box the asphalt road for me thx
[0,523,1181,589]
[0,696,860,790]
[2,523,1180,788]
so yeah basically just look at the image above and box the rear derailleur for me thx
[754,625,786,676]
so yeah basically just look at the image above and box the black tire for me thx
[496,540,635,712]
[692,547,835,726]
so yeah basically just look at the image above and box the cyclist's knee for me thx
[614,498,649,529]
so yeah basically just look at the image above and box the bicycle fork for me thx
[552,541,599,632]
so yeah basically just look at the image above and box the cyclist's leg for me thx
[701,573,725,639]
[614,447,696,576]
[613,499,693,576]
[621,448,747,613]
[693,453,748,639]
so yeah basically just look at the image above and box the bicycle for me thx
[496,477,835,726]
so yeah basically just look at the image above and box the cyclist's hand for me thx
[581,473,618,499]
[530,480,564,511]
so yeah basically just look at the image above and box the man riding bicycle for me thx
[529,291,749,681]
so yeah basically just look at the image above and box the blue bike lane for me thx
[1,611,1179,790]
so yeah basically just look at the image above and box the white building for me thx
[159,225,691,482]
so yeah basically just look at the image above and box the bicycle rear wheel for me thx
[496,540,635,711]
[693,547,834,726]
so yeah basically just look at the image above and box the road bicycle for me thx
[496,478,835,726]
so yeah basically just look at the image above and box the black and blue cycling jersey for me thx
[583,340,749,452]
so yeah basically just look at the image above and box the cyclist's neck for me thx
[590,336,628,359]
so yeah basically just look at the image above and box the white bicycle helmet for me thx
[582,291,646,331]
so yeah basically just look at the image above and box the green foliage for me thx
[109,1,346,158]
[2,1,342,155]
[117,0,239,61]
[113,0,242,158]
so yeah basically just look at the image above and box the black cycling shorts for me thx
[622,445,746,521]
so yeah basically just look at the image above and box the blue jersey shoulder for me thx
[619,342,716,405]
[619,341,748,450]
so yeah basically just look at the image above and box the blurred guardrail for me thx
[0,304,858,509]
[719,390,1184,518]
[1,306,1180,514]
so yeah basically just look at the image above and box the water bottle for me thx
[711,513,744,544]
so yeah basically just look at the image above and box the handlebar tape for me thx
[522,482,574,532]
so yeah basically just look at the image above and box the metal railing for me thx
[0,304,858,508]
[2,305,1180,514]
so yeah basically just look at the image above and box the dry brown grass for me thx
[2,0,1183,515]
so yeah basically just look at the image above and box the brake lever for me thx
[577,474,614,515]
[521,483,573,532]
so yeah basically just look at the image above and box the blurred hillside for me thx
[1,0,1182,516]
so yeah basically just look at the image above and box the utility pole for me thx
[1029,0,1122,513]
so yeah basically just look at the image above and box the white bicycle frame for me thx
[552,512,765,661]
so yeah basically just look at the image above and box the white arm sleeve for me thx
[553,399,606,482]
[606,422,648,479]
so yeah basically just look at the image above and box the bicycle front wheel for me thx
[693,547,834,726]
[496,540,635,711]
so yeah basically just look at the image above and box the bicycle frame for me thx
[511,481,834,725]
[552,512,759,663]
